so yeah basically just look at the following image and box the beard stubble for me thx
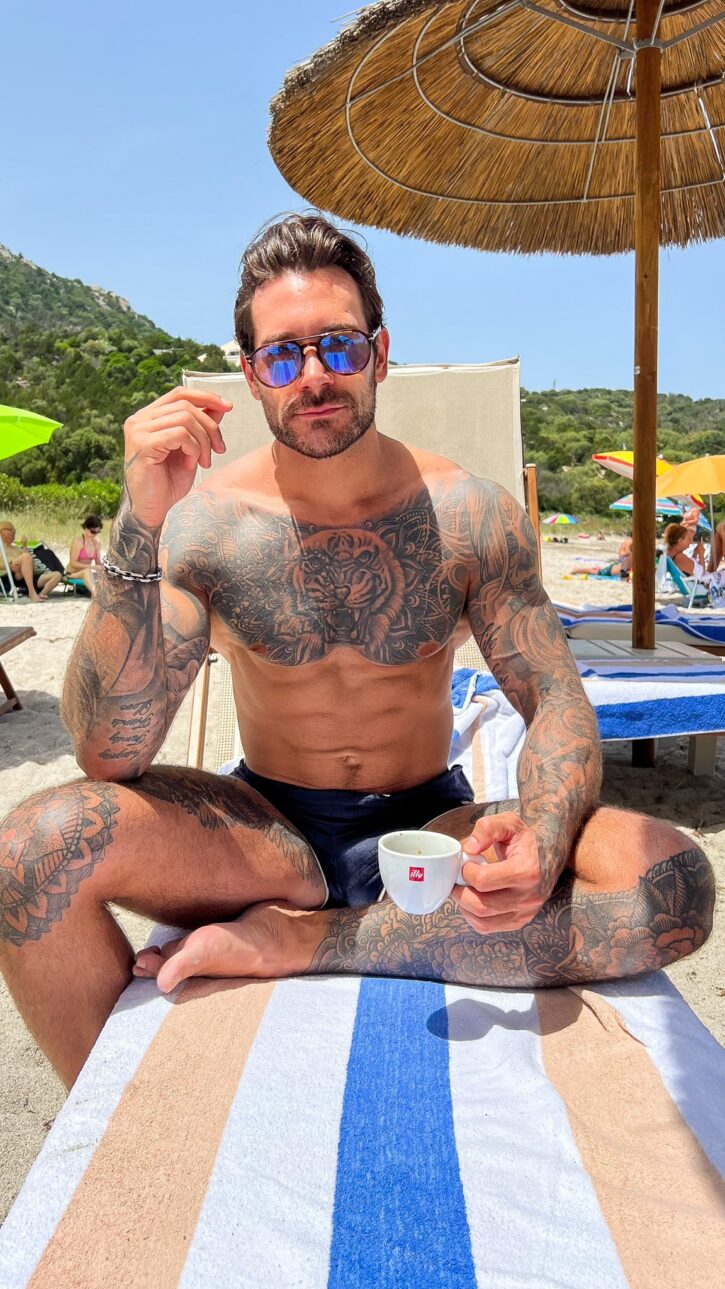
[259,376,377,460]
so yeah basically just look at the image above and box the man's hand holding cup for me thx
[379,813,547,935]
[453,813,550,934]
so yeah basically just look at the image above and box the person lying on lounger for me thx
[0,215,714,1087]
[568,535,632,580]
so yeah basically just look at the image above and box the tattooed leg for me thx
[303,803,714,986]
[135,802,714,995]
[0,768,325,1086]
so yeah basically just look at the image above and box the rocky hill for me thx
[0,244,155,335]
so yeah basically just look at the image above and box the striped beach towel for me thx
[0,966,723,1288]
[450,668,725,799]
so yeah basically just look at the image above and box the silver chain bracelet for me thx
[101,555,163,583]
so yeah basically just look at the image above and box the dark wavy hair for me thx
[234,213,384,355]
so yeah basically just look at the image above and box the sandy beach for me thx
[1,533,723,1223]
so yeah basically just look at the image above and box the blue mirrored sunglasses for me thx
[247,328,380,389]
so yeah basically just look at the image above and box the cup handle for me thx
[457,842,505,884]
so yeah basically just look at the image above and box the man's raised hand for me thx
[123,388,233,530]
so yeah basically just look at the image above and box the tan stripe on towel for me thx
[470,702,487,801]
[537,988,725,1289]
[29,977,275,1289]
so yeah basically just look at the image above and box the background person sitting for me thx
[663,522,699,576]
[0,521,62,600]
[680,506,707,570]
[617,534,633,577]
[65,514,103,595]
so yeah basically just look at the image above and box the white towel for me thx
[450,673,523,802]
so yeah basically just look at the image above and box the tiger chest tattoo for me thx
[186,490,472,666]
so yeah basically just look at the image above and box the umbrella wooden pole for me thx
[631,0,662,767]
[632,0,661,658]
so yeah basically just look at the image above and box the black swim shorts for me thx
[231,761,475,908]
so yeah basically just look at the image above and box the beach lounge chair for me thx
[663,556,710,608]
[452,633,725,780]
[554,601,725,656]
[0,540,19,602]
[62,575,90,596]
[0,625,36,715]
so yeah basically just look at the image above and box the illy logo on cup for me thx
[408,866,425,882]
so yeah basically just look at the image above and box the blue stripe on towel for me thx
[580,665,725,679]
[328,977,477,1289]
[595,693,725,740]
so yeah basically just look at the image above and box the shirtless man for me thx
[0,215,714,1088]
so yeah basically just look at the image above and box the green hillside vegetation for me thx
[0,245,156,335]
[0,244,229,494]
[0,324,228,486]
[0,243,723,516]
[522,388,725,516]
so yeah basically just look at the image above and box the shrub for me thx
[0,474,28,510]
[0,474,121,520]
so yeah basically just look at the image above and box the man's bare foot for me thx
[133,902,323,994]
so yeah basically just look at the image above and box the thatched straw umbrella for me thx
[269,0,725,664]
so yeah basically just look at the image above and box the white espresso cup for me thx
[378,829,472,916]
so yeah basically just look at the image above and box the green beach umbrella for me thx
[0,404,62,459]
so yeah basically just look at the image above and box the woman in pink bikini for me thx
[65,514,103,595]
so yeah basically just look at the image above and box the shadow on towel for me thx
[428,997,540,1041]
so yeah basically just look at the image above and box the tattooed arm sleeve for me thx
[60,492,210,781]
[465,481,602,892]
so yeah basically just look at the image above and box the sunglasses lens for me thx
[254,342,302,388]
[319,331,369,375]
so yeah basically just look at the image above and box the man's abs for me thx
[223,641,459,792]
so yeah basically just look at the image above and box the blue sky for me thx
[2,1,723,396]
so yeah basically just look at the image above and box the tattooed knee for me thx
[670,844,715,940]
[0,781,120,946]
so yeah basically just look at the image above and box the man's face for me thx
[243,267,389,460]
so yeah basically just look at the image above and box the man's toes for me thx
[154,925,233,994]
[133,940,182,978]
[156,941,206,994]
[133,948,163,978]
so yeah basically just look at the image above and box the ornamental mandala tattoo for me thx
[309,847,714,988]
[0,769,325,947]
[1,785,119,947]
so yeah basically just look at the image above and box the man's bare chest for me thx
[200,504,471,667]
